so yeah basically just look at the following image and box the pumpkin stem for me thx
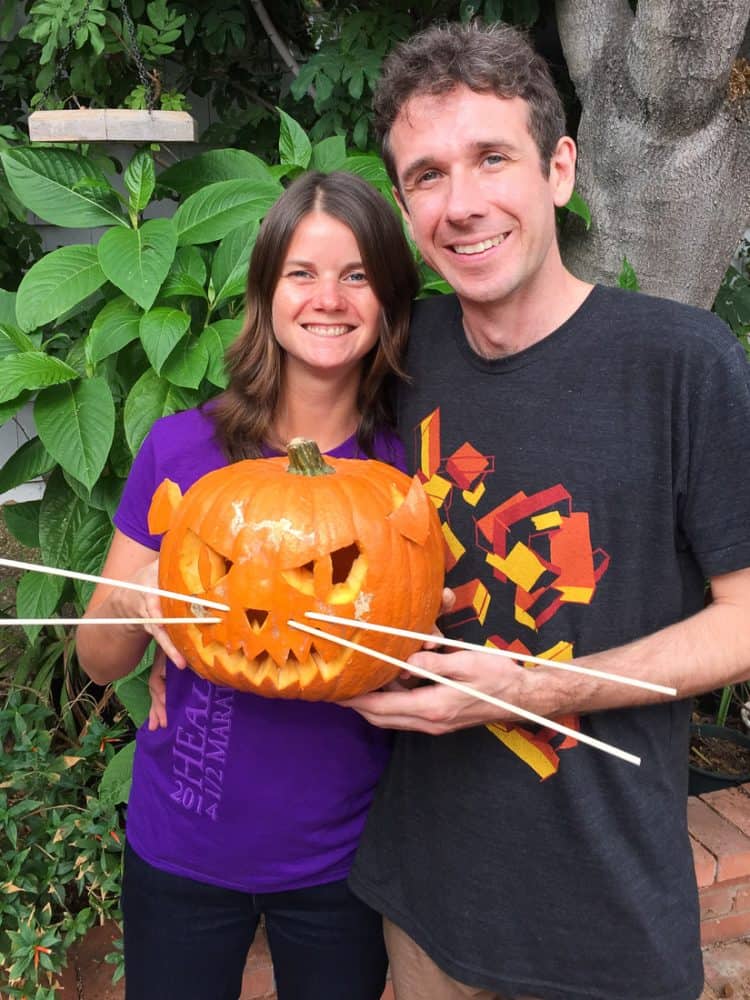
[286,438,335,476]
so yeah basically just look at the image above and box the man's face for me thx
[389,86,575,311]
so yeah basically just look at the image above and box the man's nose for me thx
[445,171,487,223]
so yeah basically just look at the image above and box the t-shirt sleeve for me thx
[112,429,162,551]
[682,335,750,577]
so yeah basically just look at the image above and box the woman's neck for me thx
[273,369,361,453]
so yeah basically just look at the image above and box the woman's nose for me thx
[312,278,345,311]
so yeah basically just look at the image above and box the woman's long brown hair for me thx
[211,171,419,461]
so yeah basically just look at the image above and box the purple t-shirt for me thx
[114,407,404,892]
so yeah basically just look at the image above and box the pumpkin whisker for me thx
[304,612,677,698]
[288,619,641,767]
[0,557,231,613]
[0,617,222,626]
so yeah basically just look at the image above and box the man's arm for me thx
[341,566,750,734]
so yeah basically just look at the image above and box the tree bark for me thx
[556,0,750,309]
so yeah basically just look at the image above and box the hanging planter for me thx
[28,108,197,143]
[26,0,197,145]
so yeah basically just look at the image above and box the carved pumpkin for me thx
[148,438,445,700]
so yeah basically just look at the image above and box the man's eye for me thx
[417,168,441,185]
[484,153,506,166]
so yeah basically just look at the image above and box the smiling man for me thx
[344,21,750,1000]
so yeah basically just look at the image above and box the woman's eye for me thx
[287,269,313,279]
[345,271,368,283]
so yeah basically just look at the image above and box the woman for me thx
[76,171,420,1000]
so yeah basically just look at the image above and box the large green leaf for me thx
[3,501,41,549]
[124,150,156,215]
[199,317,243,388]
[0,436,54,495]
[161,336,208,389]
[0,391,32,425]
[158,148,274,196]
[211,222,257,307]
[124,369,197,455]
[342,154,395,200]
[38,468,87,568]
[0,323,36,360]
[86,296,142,365]
[100,740,136,805]
[159,245,207,300]
[278,108,312,168]
[0,289,17,326]
[139,307,191,373]
[0,353,78,404]
[64,467,124,515]
[16,571,65,643]
[173,179,282,246]
[114,671,151,728]
[69,506,113,606]
[311,135,347,173]
[98,218,178,311]
[0,148,127,229]
[34,377,115,490]
[16,246,107,332]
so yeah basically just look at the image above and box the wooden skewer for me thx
[288,619,641,766]
[0,557,230,613]
[305,611,677,697]
[0,617,221,626]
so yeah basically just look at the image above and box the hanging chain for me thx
[118,0,157,111]
[37,0,95,110]
[36,0,158,112]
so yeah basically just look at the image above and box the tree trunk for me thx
[556,0,750,309]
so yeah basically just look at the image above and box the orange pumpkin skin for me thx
[149,440,445,700]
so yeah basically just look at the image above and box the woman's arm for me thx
[76,529,186,685]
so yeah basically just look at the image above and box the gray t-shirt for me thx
[350,285,750,1000]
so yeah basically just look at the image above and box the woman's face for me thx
[271,211,382,380]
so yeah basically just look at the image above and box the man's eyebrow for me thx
[400,140,521,185]
[400,156,436,187]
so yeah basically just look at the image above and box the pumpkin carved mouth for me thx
[148,439,445,701]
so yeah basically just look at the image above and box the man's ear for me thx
[392,185,415,241]
[549,136,577,208]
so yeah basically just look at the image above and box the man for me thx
[344,21,750,1000]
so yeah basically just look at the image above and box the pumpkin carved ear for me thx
[148,478,183,534]
[389,476,434,546]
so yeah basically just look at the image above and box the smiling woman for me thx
[73,171,423,1000]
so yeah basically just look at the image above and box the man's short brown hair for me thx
[374,21,567,183]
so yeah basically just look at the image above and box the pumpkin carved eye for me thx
[150,439,445,701]
[281,542,364,603]
[177,530,232,594]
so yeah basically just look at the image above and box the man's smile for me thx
[450,233,509,255]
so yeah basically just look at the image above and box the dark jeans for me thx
[122,841,388,1000]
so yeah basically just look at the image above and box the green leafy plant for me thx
[713,237,750,359]
[0,692,128,998]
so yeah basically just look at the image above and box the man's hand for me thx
[340,648,536,734]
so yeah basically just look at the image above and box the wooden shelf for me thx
[28,109,197,143]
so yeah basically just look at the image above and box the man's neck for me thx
[460,269,594,360]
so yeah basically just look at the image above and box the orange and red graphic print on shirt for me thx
[416,408,610,780]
